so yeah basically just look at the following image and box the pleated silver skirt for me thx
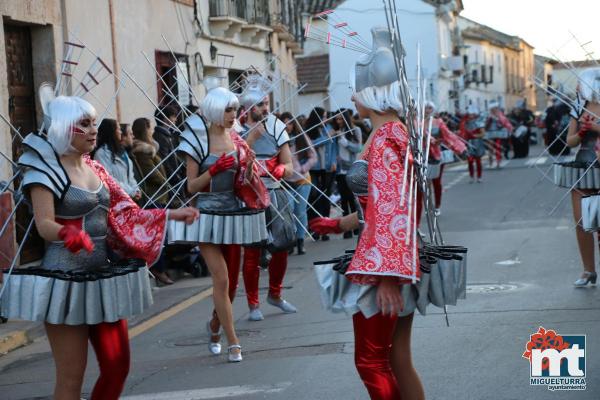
[0,265,152,325]
[314,251,467,318]
[427,163,442,180]
[581,194,600,231]
[485,129,509,140]
[168,209,268,245]
[554,163,600,189]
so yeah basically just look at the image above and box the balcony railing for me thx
[209,0,270,26]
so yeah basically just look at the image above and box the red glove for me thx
[264,157,286,180]
[58,225,94,254]
[309,217,343,235]
[208,154,235,176]
[271,164,286,180]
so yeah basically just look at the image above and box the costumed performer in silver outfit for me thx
[557,68,600,286]
[0,84,198,400]
[168,81,270,362]
[309,27,467,400]
[238,75,298,321]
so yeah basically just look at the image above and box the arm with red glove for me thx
[264,143,293,180]
[58,224,94,253]
[30,186,94,254]
[567,115,600,147]
[309,212,360,235]
[186,152,235,194]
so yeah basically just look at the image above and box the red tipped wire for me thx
[315,9,334,17]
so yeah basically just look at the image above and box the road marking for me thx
[446,163,468,172]
[443,172,468,190]
[525,157,547,166]
[129,287,213,339]
[495,258,521,266]
[121,382,292,399]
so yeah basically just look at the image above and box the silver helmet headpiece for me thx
[353,27,399,93]
[238,73,271,110]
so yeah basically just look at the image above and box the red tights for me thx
[431,164,444,208]
[243,247,288,307]
[353,312,400,400]
[494,139,502,163]
[467,156,482,178]
[89,319,130,400]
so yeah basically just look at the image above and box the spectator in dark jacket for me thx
[153,105,184,185]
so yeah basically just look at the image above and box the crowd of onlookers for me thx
[95,100,559,283]
[92,105,373,281]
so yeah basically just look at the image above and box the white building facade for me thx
[327,0,464,113]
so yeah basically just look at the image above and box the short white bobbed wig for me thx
[39,83,97,155]
[349,65,403,114]
[201,87,239,125]
[425,101,436,110]
[577,67,600,103]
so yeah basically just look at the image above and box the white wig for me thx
[39,83,97,155]
[425,101,436,110]
[238,74,270,110]
[201,87,239,125]
[578,67,600,102]
[350,64,403,114]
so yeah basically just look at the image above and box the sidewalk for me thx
[0,270,214,356]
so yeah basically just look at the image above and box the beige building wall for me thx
[1,0,301,163]
[503,40,535,111]
[519,40,536,110]
[461,37,508,111]
[0,0,63,180]
[552,67,582,99]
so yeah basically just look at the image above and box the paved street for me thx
[0,146,598,400]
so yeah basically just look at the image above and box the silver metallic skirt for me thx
[0,260,152,325]
[554,162,600,189]
[485,129,509,140]
[168,191,268,245]
[427,162,442,180]
[167,211,268,245]
[581,194,600,231]
[313,246,467,318]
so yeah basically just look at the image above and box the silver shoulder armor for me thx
[178,114,209,165]
[18,133,69,199]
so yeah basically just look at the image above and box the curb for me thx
[0,323,45,355]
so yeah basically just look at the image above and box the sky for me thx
[461,0,600,62]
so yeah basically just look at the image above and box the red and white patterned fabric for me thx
[231,131,270,209]
[86,156,167,266]
[346,121,419,285]
[428,118,467,161]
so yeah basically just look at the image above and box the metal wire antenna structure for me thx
[381,0,453,325]
[304,9,372,54]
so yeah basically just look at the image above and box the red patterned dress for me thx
[346,121,419,285]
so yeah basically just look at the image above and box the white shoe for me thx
[206,321,222,355]
[477,178,483,183]
[434,208,441,217]
[469,178,475,184]
[248,307,264,321]
[267,296,297,313]
[228,344,243,362]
